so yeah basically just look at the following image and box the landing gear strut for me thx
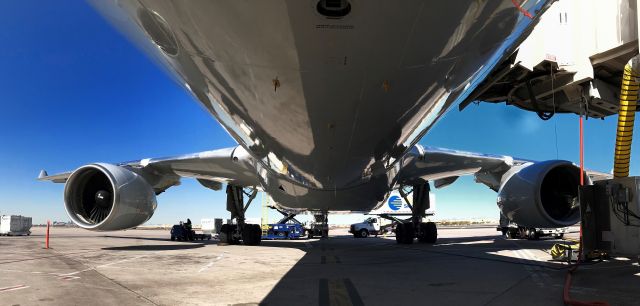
[219,185,262,246]
[308,212,329,239]
[395,182,437,244]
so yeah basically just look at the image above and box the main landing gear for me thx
[395,182,437,244]
[219,185,262,246]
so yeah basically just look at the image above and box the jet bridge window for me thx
[317,0,351,18]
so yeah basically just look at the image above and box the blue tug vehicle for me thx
[262,208,306,240]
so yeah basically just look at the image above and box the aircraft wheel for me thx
[532,229,540,240]
[421,222,437,244]
[417,223,428,243]
[220,224,239,245]
[254,225,262,245]
[518,227,527,239]
[505,229,514,239]
[417,222,437,243]
[395,223,414,244]
[395,224,404,243]
[243,224,261,246]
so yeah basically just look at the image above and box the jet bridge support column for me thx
[397,182,437,244]
[219,185,262,246]
[580,54,640,259]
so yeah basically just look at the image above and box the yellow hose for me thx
[613,60,640,178]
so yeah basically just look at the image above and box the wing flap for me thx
[399,146,520,184]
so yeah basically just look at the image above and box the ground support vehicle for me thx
[349,215,400,238]
[306,213,329,238]
[170,224,212,241]
[262,223,305,239]
[349,217,382,238]
[498,214,566,240]
[261,207,307,239]
[0,215,32,236]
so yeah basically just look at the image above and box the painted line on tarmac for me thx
[60,254,147,276]
[320,255,341,264]
[319,278,364,306]
[0,249,104,266]
[510,244,549,288]
[0,285,29,293]
[198,262,214,273]
[0,268,66,278]
[522,248,554,285]
[198,254,225,273]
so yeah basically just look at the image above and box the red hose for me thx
[511,0,533,19]
[580,116,584,186]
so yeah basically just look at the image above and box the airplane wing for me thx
[398,145,610,191]
[38,146,260,191]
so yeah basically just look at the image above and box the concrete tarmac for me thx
[0,226,638,305]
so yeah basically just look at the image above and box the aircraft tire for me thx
[220,224,240,245]
[242,224,261,246]
[424,222,437,243]
[395,223,414,244]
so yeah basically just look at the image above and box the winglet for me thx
[37,170,72,183]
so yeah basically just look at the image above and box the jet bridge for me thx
[461,0,640,119]
[462,0,640,259]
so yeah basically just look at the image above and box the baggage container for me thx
[0,215,32,236]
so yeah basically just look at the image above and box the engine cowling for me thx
[497,160,587,228]
[63,163,157,231]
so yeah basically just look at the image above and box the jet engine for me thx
[63,163,157,231]
[497,160,586,228]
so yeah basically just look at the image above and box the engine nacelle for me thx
[497,160,587,228]
[63,163,157,231]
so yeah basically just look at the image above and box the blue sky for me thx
[0,1,635,226]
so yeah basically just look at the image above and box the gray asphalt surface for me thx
[0,226,638,305]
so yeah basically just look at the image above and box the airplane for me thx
[39,0,603,245]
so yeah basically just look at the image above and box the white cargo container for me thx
[200,218,216,235]
[0,215,32,236]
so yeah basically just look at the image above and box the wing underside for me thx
[398,145,610,191]
[38,146,260,191]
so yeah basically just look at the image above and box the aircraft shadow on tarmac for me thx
[254,234,640,305]
[103,235,199,242]
[100,235,220,251]
[102,243,207,251]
